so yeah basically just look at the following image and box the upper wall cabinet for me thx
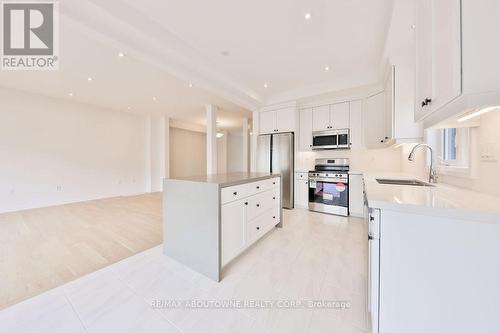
[312,102,349,131]
[259,107,296,134]
[299,108,313,151]
[415,0,461,121]
[415,0,500,127]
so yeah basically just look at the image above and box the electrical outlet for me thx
[56,185,62,191]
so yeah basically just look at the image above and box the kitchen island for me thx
[163,173,282,281]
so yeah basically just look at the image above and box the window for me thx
[439,127,470,169]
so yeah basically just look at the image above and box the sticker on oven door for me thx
[336,183,346,192]
[309,180,316,188]
[323,193,333,201]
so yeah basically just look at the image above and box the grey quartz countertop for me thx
[166,172,279,188]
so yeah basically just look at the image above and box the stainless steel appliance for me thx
[257,132,294,209]
[308,158,349,216]
[312,129,350,150]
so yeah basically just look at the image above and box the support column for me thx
[242,118,249,172]
[206,104,218,174]
[250,111,259,172]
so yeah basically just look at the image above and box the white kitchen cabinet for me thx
[299,108,313,151]
[312,105,330,132]
[364,92,387,149]
[221,199,246,266]
[259,111,276,134]
[415,0,461,121]
[294,173,309,209]
[349,100,364,149]
[312,103,350,131]
[384,66,395,142]
[331,102,350,129]
[259,108,296,134]
[348,174,364,217]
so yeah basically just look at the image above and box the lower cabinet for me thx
[221,177,281,267]
[294,172,309,209]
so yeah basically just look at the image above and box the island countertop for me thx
[167,172,278,187]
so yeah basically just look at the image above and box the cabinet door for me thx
[330,102,350,129]
[415,0,433,120]
[364,92,387,149]
[312,105,331,131]
[259,111,276,134]
[431,0,461,113]
[299,108,313,151]
[294,178,309,209]
[276,107,295,133]
[221,200,246,266]
[349,100,364,150]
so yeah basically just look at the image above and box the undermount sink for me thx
[376,178,435,187]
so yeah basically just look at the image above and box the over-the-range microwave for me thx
[312,129,350,150]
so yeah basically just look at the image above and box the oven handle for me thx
[309,178,349,183]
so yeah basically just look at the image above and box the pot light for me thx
[87,77,93,81]
[188,82,193,88]
[118,52,125,57]
[127,106,132,111]
[304,12,312,20]
[263,83,269,88]
[152,96,157,101]
[216,132,224,138]
[324,66,330,71]
[457,106,499,122]
[68,92,74,97]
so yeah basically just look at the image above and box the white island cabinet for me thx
[164,173,282,281]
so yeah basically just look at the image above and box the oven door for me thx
[308,178,349,216]
[312,131,338,150]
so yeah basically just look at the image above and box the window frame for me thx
[436,127,471,175]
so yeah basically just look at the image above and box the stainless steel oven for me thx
[308,158,349,216]
[312,129,350,150]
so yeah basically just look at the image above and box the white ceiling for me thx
[0,0,394,128]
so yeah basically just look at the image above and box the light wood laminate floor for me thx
[0,193,163,309]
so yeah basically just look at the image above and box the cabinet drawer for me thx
[246,207,279,246]
[246,190,279,221]
[295,172,308,180]
[247,177,280,196]
[221,184,248,204]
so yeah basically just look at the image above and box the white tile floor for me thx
[0,209,368,333]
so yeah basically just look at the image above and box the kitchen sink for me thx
[376,178,435,187]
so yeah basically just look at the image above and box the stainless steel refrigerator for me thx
[257,132,294,209]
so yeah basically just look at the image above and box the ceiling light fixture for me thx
[304,12,312,20]
[324,66,330,71]
[188,82,193,88]
[457,106,499,122]
[127,106,132,111]
[152,96,157,101]
[216,132,224,138]
[68,92,74,97]
[87,77,93,81]
[118,52,125,57]
[263,83,269,88]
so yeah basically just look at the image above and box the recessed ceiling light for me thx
[324,66,330,71]
[411,24,416,30]
[304,12,312,20]
[216,132,224,138]
[87,77,93,81]
[68,92,74,97]
[263,83,269,88]
[127,106,132,111]
[118,52,125,57]
[152,96,157,101]
[188,82,193,88]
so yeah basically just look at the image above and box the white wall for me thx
[169,127,207,178]
[0,88,148,213]
[227,132,244,172]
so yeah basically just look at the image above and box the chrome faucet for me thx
[408,144,438,184]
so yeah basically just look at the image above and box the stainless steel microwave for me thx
[312,129,350,150]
